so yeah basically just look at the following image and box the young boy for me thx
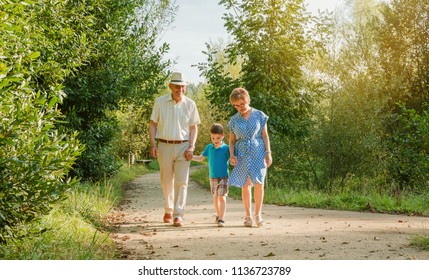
[192,123,230,227]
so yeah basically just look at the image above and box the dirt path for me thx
[110,168,429,260]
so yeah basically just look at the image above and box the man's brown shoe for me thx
[163,213,173,223]
[173,217,183,227]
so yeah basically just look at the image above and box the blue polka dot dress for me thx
[228,108,268,187]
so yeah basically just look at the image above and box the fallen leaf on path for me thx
[264,252,275,257]
[121,235,130,241]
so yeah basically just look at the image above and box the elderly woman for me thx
[228,88,272,227]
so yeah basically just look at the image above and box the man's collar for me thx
[168,94,186,103]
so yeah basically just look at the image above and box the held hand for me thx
[229,156,238,166]
[265,153,272,167]
[184,150,194,161]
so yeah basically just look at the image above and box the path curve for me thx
[109,169,429,260]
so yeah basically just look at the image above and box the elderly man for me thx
[149,72,200,227]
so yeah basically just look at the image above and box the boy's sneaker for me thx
[217,219,225,227]
[215,216,219,223]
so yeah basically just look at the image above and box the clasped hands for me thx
[184,149,194,161]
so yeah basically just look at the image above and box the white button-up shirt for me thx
[150,94,200,140]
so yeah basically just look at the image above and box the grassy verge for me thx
[0,163,151,260]
[410,235,429,251]
[192,166,429,215]
[191,165,429,251]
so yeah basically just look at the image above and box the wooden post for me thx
[128,152,135,167]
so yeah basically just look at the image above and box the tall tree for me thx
[203,0,313,138]
[59,0,174,181]
[199,0,322,189]
[376,0,429,190]
[307,0,387,189]
[377,0,429,113]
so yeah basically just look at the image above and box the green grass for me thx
[194,166,429,216]
[410,235,429,251]
[0,163,151,260]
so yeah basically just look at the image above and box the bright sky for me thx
[161,0,344,84]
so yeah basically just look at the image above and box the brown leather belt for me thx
[158,139,189,144]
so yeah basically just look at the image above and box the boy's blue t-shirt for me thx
[202,142,230,179]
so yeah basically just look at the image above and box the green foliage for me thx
[57,0,173,181]
[315,0,429,195]
[188,83,230,153]
[302,0,429,193]
[411,235,429,251]
[377,0,429,112]
[375,0,429,191]
[0,1,83,242]
[0,163,149,259]
[203,0,315,137]
[386,106,429,191]
[200,0,319,191]
[310,78,386,189]
[304,0,387,189]
[116,103,153,160]
[199,0,429,196]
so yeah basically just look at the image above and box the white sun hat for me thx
[169,71,188,86]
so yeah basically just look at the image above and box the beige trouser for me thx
[157,142,190,218]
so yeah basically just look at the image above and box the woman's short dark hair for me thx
[230,87,250,103]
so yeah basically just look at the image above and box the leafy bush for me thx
[0,1,82,242]
[386,106,429,192]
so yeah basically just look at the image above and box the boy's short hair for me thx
[210,123,224,134]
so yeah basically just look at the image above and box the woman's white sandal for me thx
[244,216,253,227]
[255,215,264,227]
